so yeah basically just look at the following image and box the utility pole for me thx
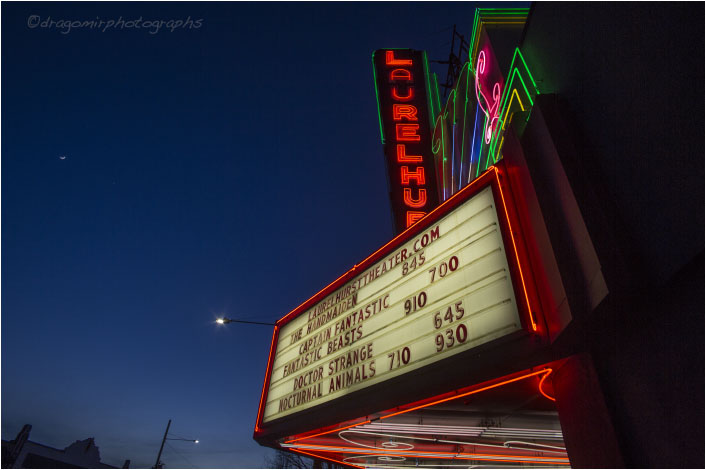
[153,419,171,469]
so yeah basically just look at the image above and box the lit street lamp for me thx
[153,419,198,469]
[216,317,275,326]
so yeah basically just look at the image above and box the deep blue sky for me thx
[1,2,496,468]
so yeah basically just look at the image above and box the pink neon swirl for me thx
[475,50,502,144]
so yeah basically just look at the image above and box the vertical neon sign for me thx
[373,49,440,234]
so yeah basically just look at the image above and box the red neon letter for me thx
[390,69,412,81]
[401,166,425,185]
[406,211,426,227]
[403,188,427,208]
[396,144,422,163]
[386,51,412,66]
[396,124,420,141]
[392,86,414,101]
[392,104,418,121]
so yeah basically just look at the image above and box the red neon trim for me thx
[292,444,568,459]
[254,325,279,433]
[392,104,418,121]
[292,449,364,469]
[285,368,556,445]
[290,445,569,464]
[380,368,549,420]
[403,188,427,208]
[285,420,371,444]
[385,50,412,66]
[538,368,556,402]
[491,166,537,331]
[395,123,421,141]
[392,86,414,101]
[390,68,412,81]
[396,144,422,163]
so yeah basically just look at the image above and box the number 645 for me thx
[432,302,464,329]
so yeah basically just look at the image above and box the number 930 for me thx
[435,324,468,352]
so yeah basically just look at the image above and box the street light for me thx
[215,317,275,326]
[153,419,198,469]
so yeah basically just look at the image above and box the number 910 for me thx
[404,291,427,315]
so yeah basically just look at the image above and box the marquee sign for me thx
[373,49,440,234]
[256,166,538,430]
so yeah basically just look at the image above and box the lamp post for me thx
[215,317,275,326]
[216,317,322,466]
[215,317,327,468]
[153,419,198,469]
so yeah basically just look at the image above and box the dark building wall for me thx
[521,2,704,285]
[517,3,704,467]
[21,453,83,469]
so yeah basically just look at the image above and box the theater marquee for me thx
[257,166,537,427]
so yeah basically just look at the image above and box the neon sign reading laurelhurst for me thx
[373,49,440,234]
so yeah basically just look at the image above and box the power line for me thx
[164,441,200,469]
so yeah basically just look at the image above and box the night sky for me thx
[1,2,505,468]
